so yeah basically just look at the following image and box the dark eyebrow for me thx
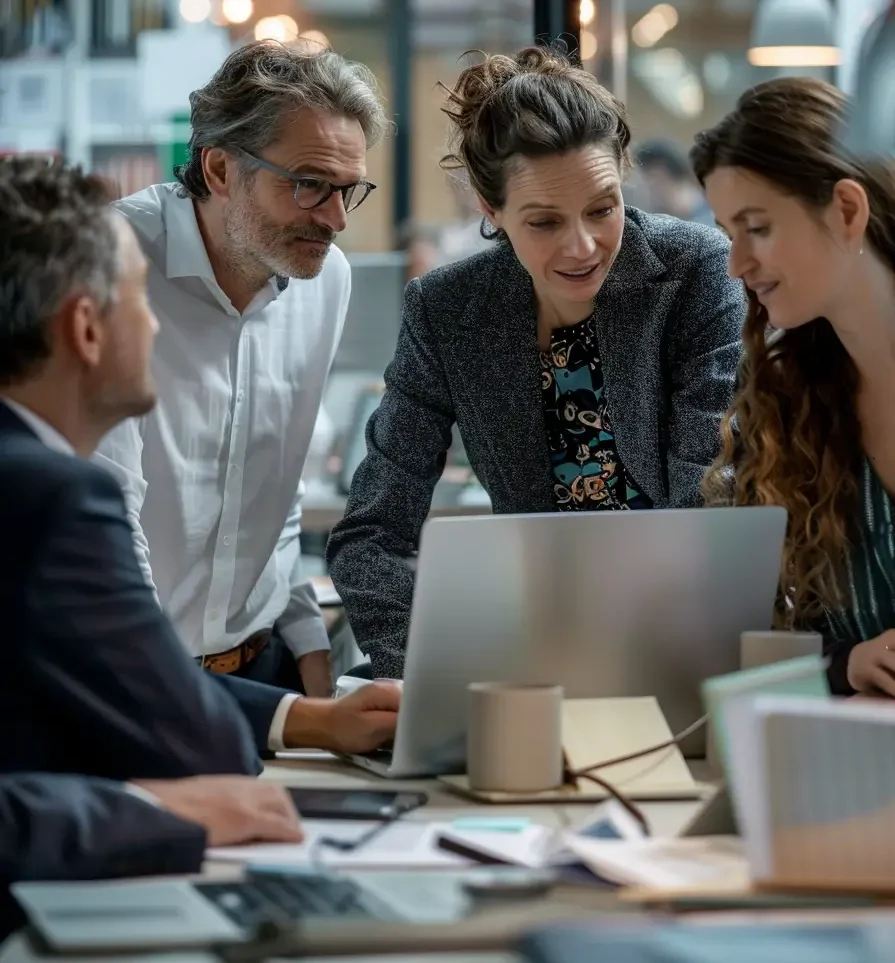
[730,206,767,222]
[290,165,335,178]
[518,190,620,215]
[286,161,367,181]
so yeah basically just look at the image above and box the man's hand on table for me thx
[131,776,304,846]
[283,682,401,753]
[297,649,334,697]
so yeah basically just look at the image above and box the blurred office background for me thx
[1,0,887,256]
[0,0,890,631]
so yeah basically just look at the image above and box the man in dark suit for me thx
[0,772,303,939]
[0,157,398,782]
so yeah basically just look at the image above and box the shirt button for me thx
[223,536,231,546]
[230,463,240,472]
[237,392,244,402]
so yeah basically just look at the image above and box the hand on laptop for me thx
[131,777,304,846]
[283,682,401,753]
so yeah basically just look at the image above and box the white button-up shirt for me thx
[95,183,350,664]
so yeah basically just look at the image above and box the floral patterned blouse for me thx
[540,314,652,512]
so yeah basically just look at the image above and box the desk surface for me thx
[261,753,707,839]
[1,756,707,963]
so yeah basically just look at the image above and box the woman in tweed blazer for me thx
[327,48,746,678]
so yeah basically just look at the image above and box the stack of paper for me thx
[727,696,895,893]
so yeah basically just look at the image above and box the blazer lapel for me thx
[444,247,555,513]
[593,218,682,503]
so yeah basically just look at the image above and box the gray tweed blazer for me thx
[327,207,746,677]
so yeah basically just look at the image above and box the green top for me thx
[817,459,895,693]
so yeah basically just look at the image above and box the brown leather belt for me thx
[201,630,271,675]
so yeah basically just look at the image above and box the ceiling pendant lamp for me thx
[748,0,841,68]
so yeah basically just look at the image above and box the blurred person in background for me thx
[693,78,895,699]
[327,46,746,679]
[1,774,302,939]
[635,138,714,226]
[95,41,388,698]
[406,183,492,279]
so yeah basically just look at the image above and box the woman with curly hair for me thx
[692,77,895,697]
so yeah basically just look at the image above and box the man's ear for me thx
[201,147,235,201]
[58,294,106,370]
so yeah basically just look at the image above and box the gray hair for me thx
[175,41,388,200]
[0,157,118,385]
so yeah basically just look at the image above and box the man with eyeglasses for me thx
[95,41,387,702]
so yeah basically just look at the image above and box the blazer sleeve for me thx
[326,278,456,678]
[0,773,205,941]
[666,230,745,507]
[0,773,205,885]
[25,464,278,778]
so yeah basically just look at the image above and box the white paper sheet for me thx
[207,819,470,869]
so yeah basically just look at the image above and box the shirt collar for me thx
[2,399,75,456]
[163,188,290,294]
[164,188,219,282]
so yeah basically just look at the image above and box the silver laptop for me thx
[345,507,787,778]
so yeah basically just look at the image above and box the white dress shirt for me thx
[95,183,350,666]
[2,397,296,751]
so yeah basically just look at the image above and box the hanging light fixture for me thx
[748,0,841,68]
[846,1,895,156]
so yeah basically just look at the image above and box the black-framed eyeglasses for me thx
[234,148,376,213]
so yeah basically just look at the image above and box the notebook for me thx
[729,695,895,894]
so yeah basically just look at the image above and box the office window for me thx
[91,0,169,56]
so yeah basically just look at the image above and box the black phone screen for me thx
[286,788,426,820]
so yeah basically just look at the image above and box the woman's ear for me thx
[476,193,501,231]
[830,178,870,251]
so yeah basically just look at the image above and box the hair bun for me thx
[439,43,630,217]
[443,44,574,133]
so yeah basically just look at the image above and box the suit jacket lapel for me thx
[445,247,555,513]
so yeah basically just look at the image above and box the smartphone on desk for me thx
[287,787,428,820]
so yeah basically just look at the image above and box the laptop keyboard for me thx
[195,873,392,930]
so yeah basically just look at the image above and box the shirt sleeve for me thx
[266,694,300,752]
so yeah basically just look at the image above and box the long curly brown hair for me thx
[691,78,895,626]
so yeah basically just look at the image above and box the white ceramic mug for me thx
[466,682,564,793]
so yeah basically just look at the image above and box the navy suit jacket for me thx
[0,404,291,780]
[0,772,206,939]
